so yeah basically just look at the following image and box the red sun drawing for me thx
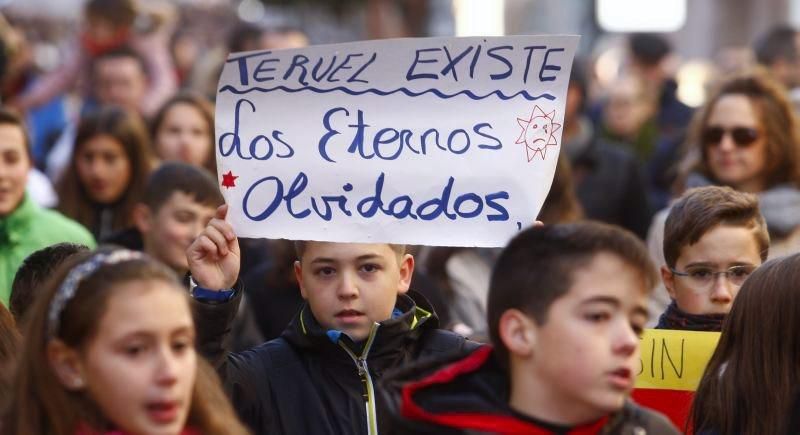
[515,105,562,162]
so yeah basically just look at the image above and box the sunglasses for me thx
[701,126,760,148]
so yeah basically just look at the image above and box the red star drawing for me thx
[515,105,562,162]
[221,171,238,189]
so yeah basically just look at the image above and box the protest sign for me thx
[633,329,721,430]
[214,35,578,246]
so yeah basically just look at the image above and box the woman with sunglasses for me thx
[645,70,800,323]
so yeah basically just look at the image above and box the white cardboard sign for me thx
[215,35,578,247]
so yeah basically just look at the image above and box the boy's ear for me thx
[132,203,153,234]
[661,265,677,300]
[294,260,308,300]
[47,339,87,391]
[397,254,414,295]
[498,309,537,359]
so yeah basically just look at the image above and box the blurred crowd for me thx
[2,0,800,434]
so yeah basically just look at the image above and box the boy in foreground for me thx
[380,221,678,434]
[656,186,767,331]
[187,205,476,434]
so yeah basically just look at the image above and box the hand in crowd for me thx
[187,204,240,290]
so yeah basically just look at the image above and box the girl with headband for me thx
[1,249,248,435]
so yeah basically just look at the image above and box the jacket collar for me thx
[400,346,619,435]
[282,291,437,363]
[0,194,34,245]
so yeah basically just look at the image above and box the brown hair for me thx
[1,250,249,435]
[57,107,153,236]
[85,0,136,28]
[0,301,20,411]
[294,241,406,260]
[0,106,32,163]
[150,92,217,174]
[142,162,223,212]
[691,253,800,434]
[663,186,769,268]
[487,222,657,368]
[675,69,800,193]
[537,154,583,224]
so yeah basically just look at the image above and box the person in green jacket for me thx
[0,108,95,304]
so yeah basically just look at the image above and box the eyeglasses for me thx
[701,126,760,148]
[670,265,756,291]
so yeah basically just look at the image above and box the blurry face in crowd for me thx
[704,94,768,193]
[294,242,413,342]
[507,252,647,423]
[0,123,30,216]
[603,77,652,138]
[68,281,196,435]
[137,192,217,274]
[94,56,147,112]
[154,103,212,168]
[76,134,132,204]
[662,224,762,315]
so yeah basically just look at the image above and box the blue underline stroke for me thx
[219,85,555,101]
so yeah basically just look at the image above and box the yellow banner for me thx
[635,329,720,391]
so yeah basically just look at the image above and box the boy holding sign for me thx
[187,205,476,434]
[379,222,678,434]
[656,186,768,331]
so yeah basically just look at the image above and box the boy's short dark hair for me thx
[10,243,90,321]
[293,241,406,260]
[93,45,148,78]
[629,33,672,67]
[754,25,799,66]
[663,186,769,268]
[487,222,657,368]
[85,0,136,28]
[143,162,224,212]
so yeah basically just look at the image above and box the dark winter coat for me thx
[379,345,679,435]
[193,288,477,434]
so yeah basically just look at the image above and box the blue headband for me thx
[47,250,145,339]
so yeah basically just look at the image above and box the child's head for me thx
[0,107,31,217]
[487,222,657,422]
[662,186,768,315]
[84,0,136,43]
[134,163,223,274]
[151,93,216,173]
[92,46,149,112]
[58,107,152,232]
[4,249,245,435]
[10,242,90,323]
[692,253,800,434]
[293,241,412,341]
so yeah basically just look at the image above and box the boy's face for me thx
[516,252,648,420]
[662,224,762,315]
[137,192,216,274]
[294,242,413,342]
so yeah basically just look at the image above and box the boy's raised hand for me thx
[187,204,241,290]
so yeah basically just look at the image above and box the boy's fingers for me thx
[208,218,236,241]
[215,204,229,220]
[203,226,229,256]
[195,236,218,259]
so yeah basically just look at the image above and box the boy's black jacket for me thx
[378,345,680,435]
[193,286,477,434]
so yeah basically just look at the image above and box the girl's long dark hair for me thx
[690,253,800,434]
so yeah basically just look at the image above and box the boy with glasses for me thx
[657,186,768,331]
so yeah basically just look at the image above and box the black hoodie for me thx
[193,288,477,434]
[379,345,679,435]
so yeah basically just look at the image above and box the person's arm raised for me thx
[187,204,241,290]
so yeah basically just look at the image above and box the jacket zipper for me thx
[338,323,380,435]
